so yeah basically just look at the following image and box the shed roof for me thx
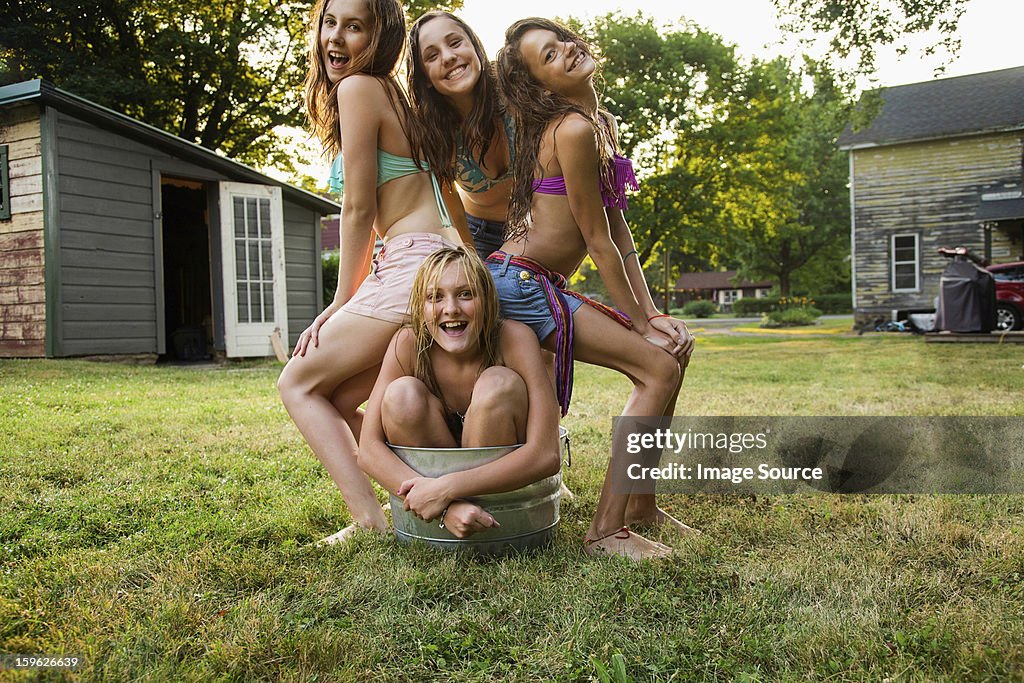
[673,270,771,291]
[838,65,1024,150]
[0,79,339,215]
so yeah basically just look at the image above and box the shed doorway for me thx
[160,176,213,361]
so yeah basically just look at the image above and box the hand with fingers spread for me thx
[397,476,453,522]
[292,301,343,357]
[441,500,500,539]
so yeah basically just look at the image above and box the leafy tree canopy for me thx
[0,0,461,175]
[771,0,970,76]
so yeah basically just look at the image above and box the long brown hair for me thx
[496,17,617,240]
[407,11,500,186]
[304,0,411,158]
[407,247,502,409]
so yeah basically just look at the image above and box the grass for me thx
[1,334,1023,681]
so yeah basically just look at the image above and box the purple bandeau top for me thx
[532,154,639,210]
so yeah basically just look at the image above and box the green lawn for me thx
[1,334,1022,681]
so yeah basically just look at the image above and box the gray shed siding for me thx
[283,203,321,347]
[851,131,1023,314]
[53,108,322,356]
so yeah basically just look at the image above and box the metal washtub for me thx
[388,427,568,555]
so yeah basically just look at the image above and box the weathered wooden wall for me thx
[852,131,1023,315]
[0,103,46,357]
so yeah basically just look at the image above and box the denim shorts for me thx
[487,253,584,343]
[466,214,506,261]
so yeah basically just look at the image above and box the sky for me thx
[459,0,1019,88]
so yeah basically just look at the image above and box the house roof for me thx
[0,79,339,215]
[673,270,772,291]
[838,65,1024,150]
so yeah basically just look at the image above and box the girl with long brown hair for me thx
[358,247,561,539]
[494,18,697,561]
[277,0,470,545]
[407,11,513,260]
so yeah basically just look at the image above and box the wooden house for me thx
[0,80,338,359]
[838,66,1024,323]
[672,270,772,311]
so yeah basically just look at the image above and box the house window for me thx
[0,145,10,221]
[721,289,741,305]
[891,233,919,292]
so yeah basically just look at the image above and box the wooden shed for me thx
[837,66,1024,324]
[0,80,337,359]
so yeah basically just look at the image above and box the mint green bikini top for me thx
[328,149,452,229]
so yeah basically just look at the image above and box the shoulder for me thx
[337,74,390,104]
[499,320,542,354]
[387,326,417,365]
[552,113,597,143]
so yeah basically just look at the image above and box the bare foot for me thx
[315,524,363,547]
[626,507,700,536]
[583,527,673,562]
[559,481,575,501]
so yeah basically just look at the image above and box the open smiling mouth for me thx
[568,51,584,72]
[439,321,468,336]
[328,52,350,68]
[445,64,468,81]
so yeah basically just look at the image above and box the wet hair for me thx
[304,0,410,158]
[407,12,500,187]
[496,17,617,240]
[407,246,502,406]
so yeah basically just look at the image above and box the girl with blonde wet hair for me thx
[358,247,561,539]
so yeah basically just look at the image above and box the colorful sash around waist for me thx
[486,251,631,415]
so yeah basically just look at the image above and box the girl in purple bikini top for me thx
[531,153,639,210]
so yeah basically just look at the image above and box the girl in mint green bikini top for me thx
[328,148,454,232]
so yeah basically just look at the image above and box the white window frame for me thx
[891,233,920,293]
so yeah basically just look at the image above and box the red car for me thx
[988,261,1024,331]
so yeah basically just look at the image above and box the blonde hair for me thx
[407,247,502,405]
[304,0,411,158]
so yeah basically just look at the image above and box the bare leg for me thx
[543,304,685,561]
[461,366,528,447]
[624,362,699,535]
[381,376,458,448]
[278,311,397,540]
[330,362,382,446]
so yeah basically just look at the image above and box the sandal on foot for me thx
[584,526,631,547]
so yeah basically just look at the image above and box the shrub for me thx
[807,292,852,314]
[732,297,776,317]
[682,300,718,318]
[761,306,823,328]
[322,250,339,305]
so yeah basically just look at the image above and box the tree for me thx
[714,58,852,296]
[0,0,462,175]
[771,0,970,76]
[569,13,740,268]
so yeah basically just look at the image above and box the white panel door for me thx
[219,182,288,357]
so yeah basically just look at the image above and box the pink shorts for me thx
[342,232,457,324]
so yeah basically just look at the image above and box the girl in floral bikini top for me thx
[495,17,699,562]
[407,11,517,260]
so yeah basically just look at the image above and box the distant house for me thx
[672,270,772,311]
[0,80,338,359]
[837,66,1024,323]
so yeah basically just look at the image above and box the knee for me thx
[470,366,527,413]
[638,348,681,392]
[277,363,302,407]
[381,376,434,422]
